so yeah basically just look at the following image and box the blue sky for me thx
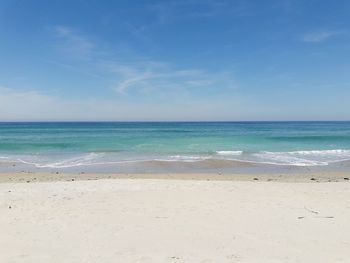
[0,0,349,121]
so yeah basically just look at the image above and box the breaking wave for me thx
[253,149,350,166]
[1,149,350,169]
[216,151,243,156]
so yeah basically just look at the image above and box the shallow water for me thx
[1,122,350,173]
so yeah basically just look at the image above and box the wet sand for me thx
[0,171,349,183]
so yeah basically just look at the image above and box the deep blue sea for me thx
[1,122,350,173]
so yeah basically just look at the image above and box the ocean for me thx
[1,122,350,173]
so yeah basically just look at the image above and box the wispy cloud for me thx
[301,30,344,43]
[53,26,96,58]
[51,25,238,96]
[108,62,236,94]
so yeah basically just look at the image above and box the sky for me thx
[0,0,349,121]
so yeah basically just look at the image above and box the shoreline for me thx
[1,171,349,184]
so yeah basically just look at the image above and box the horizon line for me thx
[0,120,349,123]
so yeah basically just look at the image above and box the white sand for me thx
[1,179,350,262]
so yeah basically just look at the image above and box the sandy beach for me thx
[1,174,350,262]
[2,0,350,260]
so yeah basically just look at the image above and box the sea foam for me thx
[253,149,350,166]
[216,151,243,156]
[165,155,211,162]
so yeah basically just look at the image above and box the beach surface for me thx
[1,174,350,262]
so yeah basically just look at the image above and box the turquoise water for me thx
[1,122,350,171]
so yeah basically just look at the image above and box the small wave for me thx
[1,149,349,169]
[253,153,327,166]
[16,153,106,168]
[288,149,350,156]
[158,155,212,162]
[216,150,243,156]
[254,149,350,166]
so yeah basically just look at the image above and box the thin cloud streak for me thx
[108,62,237,94]
[53,26,96,58]
[52,25,238,95]
[301,30,344,43]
